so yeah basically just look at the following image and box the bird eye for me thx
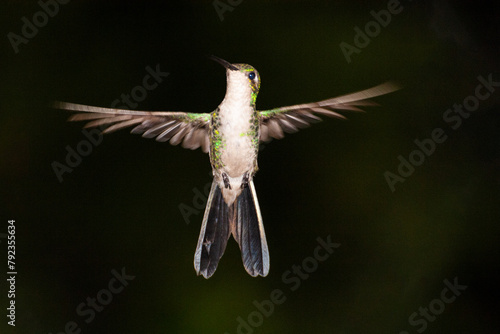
[248,72,256,80]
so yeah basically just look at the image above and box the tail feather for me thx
[194,182,231,278]
[233,180,270,277]
[194,180,270,278]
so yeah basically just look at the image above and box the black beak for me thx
[210,55,238,71]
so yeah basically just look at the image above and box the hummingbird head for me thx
[211,55,260,106]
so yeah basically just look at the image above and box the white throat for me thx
[222,70,253,108]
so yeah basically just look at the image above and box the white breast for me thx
[219,101,255,178]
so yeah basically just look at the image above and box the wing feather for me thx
[102,118,146,134]
[84,115,134,128]
[54,101,211,153]
[157,123,182,142]
[258,81,400,142]
[266,119,284,140]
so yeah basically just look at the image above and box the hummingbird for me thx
[55,56,399,278]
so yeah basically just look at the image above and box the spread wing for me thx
[258,82,400,142]
[54,102,211,153]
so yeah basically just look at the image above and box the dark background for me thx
[1,0,499,333]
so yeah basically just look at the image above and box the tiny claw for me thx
[222,173,231,189]
[241,173,249,189]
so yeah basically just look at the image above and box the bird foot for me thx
[241,173,249,189]
[222,173,232,189]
